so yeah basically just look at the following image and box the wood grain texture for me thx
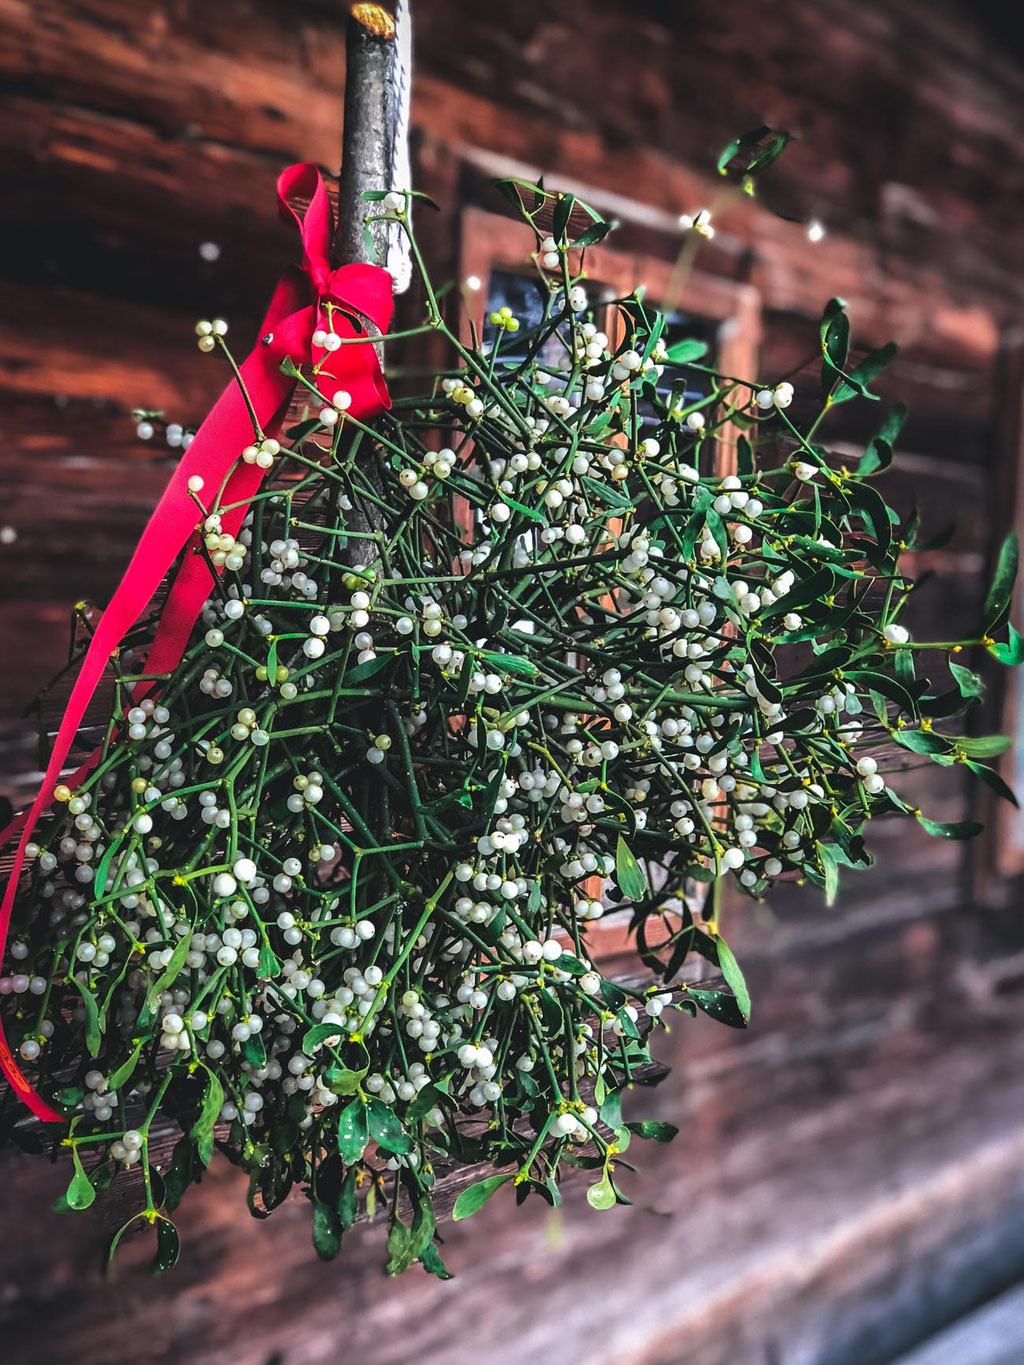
[1,1,1023,1360]
[1,884,1022,1365]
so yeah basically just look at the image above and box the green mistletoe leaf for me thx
[501,494,547,524]
[452,1171,515,1221]
[162,1137,197,1214]
[586,1171,616,1210]
[687,986,748,1029]
[151,1216,181,1273]
[106,1038,146,1093]
[615,835,647,900]
[820,298,850,399]
[384,1218,415,1276]
[64,1145,96,1211]
[949,661,984,698]
[257,941,281,978]
[551,191,576,243]
[406,1079,452,1122]
[816,842,841,908]
[345,654,392,684]
[717,125,790,179]
[915,814,983,840]
[302,1022,347,1054]
[366,1097,413,1154]
[832,342,897,406]
[663,338,709,365]
[323,1064,368,1097]
[190,1070,223,1168]
[625,1121,680,1142]
[338,1169,358,1228]
[285,418,322,442]
[845,480,893,557]
[715,936,751,1021]
[419,1242,455,1279]
[242,1033,266,1069]
[70,978,102,1058]
[555,953,588,977]
[956,735,1012,759]
[983,533,1019,633]
[892,728,949,756]
[336,1098,369,1165]
[580,476,635,511]
[847,670,918,719]
[966,760,1018,807]
[479,650,538,679]
[312,1199,343,1261]
[144,929,193,1014]
[989,622,1024,665]
[573,218,616,248]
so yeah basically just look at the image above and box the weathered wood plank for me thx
[0,280,225,411]
[1,3,1022,1361]
[1,896,1021,1365]
[891,1283,1024,1365]
[1,0,1022,334]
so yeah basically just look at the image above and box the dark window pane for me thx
[482,270,549,366]
[482,269,719,412]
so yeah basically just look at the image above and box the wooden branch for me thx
[334,4,400,272]
[330,4,414,565]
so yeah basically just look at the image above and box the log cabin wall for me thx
[1,2,1024,1362]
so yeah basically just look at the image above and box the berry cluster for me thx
[2,180,1018,1277]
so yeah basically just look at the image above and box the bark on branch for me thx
[334,4,401,271]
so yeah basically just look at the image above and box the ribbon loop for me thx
[277,161,334,286]
[0,164,393,1121]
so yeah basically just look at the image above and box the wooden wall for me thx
[2,2,1024,1361]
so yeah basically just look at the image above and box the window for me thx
[460,205,762,480]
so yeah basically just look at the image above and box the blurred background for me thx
[2,1,1024,1362]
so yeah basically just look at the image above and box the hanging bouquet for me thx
[1,141,1019,1276]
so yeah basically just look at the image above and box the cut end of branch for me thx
[351,3,396,39]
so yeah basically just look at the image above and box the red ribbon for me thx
[0,163,394,1120]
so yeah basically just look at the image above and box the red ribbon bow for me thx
[0,163,394,1120]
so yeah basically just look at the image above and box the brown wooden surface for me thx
[2,871,1022,1365]
[1,2,1023,1362]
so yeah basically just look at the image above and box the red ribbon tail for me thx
[0,300,299,1121]
[0,163,394,1123]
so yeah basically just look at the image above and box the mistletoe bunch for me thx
[1,169,1019,1276]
